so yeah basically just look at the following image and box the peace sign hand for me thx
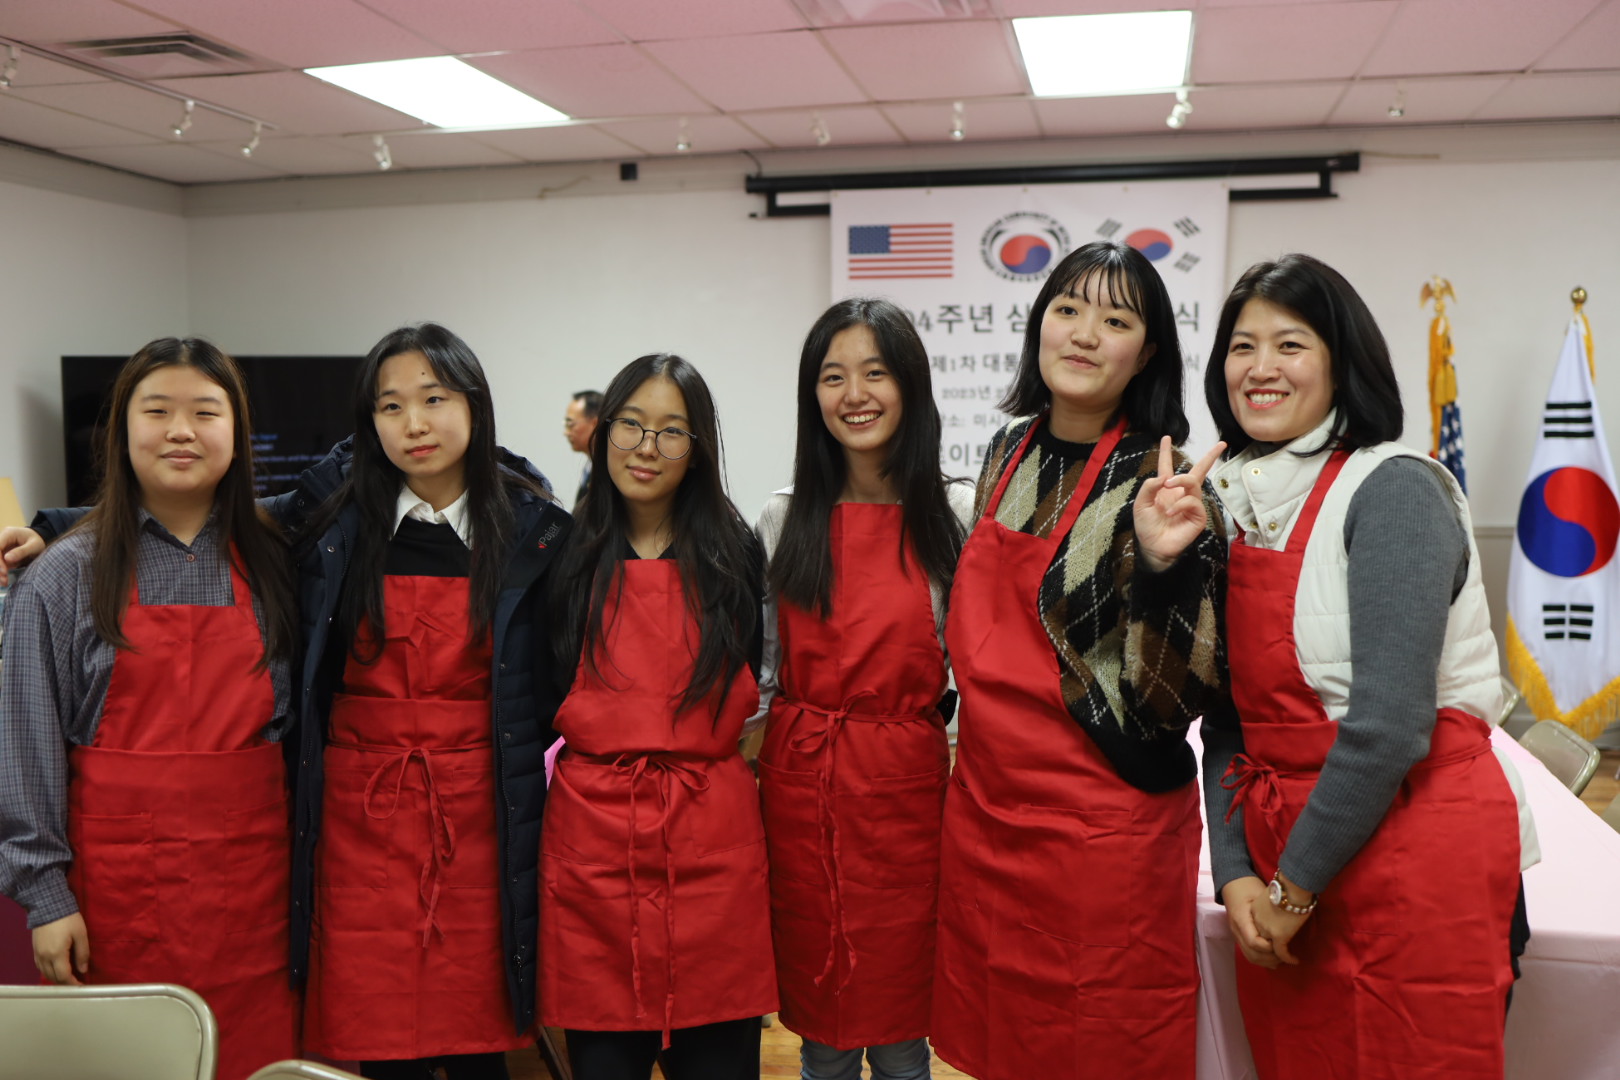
[1133,436,1226,572]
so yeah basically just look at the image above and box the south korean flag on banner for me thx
[1506,317,1620,739]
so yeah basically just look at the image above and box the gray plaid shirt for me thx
[0,512,292,927]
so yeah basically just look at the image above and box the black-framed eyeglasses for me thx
[607,418,696,460]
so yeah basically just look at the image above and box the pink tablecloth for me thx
[1193,724,1620,1080]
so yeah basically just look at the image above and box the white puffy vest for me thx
[1218,439,1539,868]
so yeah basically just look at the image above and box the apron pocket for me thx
[71,812,160,943]
[759,758,822,884]
[226,796,292,932]
[316,762,392,887]
[1013,804,1135,949]
[690,762,767,858]
[545,759,633,867]
[840,768,947,889]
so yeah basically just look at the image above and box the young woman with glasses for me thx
[544,354,775,1080]
[752,297,969,1080]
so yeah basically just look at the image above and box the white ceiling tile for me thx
[1191,2,1398,84]
[467,123,645,162]
[13,80,255,141]
[338,130,527,169]
[193,134,376,175]
[643,31,867,111]
[0,0,182,42]
[1198,0,1363,7]
[580,0,808,41]
[597,114,769,155]
[67,140,280,182]
[0,53,107,88]
[1537,0,1620,71]
[0,92,163,147]
[152,72,422,134]
[882,99,1041,142]
[1363,0,1606,78]
[738,106,902,147]
[1329,77,1512,125]
[1471,72,1620,120]
[1183,83,1344,129]
[802,0,997,23]
[819,22,1026,101]
[1033,92,1183,136]
[470,45,714,118]
[124,0,444,68]
[359,0,621,54]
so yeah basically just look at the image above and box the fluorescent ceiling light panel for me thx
[1014,11,1193,97]
[305,56,567,128]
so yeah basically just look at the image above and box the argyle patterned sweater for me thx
[972,417,1227,791]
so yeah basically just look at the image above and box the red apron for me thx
[67,563,298,1080]
[305,575,523,1061]
[759,503,949,1050]
[1221,451,1521,1080]
[931,419,1201,1080]
[539,559,776,1039]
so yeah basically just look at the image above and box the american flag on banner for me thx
[847,223,953,280]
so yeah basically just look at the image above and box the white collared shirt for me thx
[392,483,472,547]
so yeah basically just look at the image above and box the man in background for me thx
[564,390,601,510]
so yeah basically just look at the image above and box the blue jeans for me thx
[799,1037,932,1080]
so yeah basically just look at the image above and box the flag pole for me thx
[1573,286,1594,378]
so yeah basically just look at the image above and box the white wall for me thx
[181,146,1620,526]
[0,151,187,517]
[185,188,826,520]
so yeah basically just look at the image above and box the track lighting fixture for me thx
[172,99,195,138]
[240,121,262,157]
[676,117,692,153]
[373,133,392,171]
[0,46,18,89]
[811,114,831,147]
[1166,89,1192,130]
[950,101,965,141]
[1387,89,1406,118]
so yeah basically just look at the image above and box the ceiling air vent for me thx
[55,33,263,78]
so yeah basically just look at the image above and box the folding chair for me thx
[0,982,216,1080]
[247,1061,365,1080]
[1518,719,1602,796]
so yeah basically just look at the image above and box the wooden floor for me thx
[507,1023,971,1079]
[507,748,1620,1080]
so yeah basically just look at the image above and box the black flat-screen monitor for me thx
[61,355,364,506]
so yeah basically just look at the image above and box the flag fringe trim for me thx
[1505,616,1620,742]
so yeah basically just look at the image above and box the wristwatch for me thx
[1268,872,1317,916]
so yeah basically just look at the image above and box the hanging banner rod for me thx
[746,152,1360,216]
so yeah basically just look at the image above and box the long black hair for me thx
[75,338,295,666]
[769,297,965,615]
[316,323,545,659]
[1000,240,1190,443]
[1205,253,1403,456]
[551,354,759,715]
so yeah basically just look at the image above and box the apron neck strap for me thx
[1284,449,1353,556]
[983,414,1128,536]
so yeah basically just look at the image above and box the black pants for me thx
[1506,876,1531,1019]
[565,1017,762,1080]
[359,1052,511,1080]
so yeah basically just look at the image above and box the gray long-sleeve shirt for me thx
[1203,456,1469,898]
[0,513,293,927]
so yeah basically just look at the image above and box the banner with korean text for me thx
[831,181,1230,472]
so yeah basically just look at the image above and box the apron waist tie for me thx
[362,746,456,947]
[782,688,900,996]
[613,751,711,1049]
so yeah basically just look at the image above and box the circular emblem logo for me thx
[1517,466,1620,577]
[1126,227,1174,261]
[980,212,1071,282]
